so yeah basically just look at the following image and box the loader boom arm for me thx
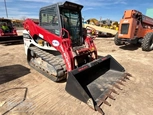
[23,19,97,71]
[23,19,74,71]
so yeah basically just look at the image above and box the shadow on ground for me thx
[0,41,23,46]
[119,44,141,51]
[0,35,23,46]
[0,64,30,85]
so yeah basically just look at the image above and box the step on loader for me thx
[23,1,131,114]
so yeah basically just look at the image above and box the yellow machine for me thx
[85,18,119,36]
[110,21,119,30]
[86,18,100,26]
[11,19,23,27]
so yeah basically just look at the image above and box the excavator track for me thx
[28,46,67,82]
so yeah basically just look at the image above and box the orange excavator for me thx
[114,10,153,51]
[23,1,131,114]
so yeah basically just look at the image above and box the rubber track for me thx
[29,46,66,82]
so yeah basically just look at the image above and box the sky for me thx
[0,0,153,21]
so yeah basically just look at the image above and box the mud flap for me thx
[65,55,131,114]
[0,35,23,44]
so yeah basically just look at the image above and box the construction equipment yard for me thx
[1,1,153,115]
[0,37,153,115]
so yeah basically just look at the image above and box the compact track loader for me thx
[23,1,131,114]
[0,18,23,43]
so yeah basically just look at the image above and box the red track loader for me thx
[0,18,23,44]
[114,10,153,51]
[23,1,131,114]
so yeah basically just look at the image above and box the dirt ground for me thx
[0,38,153,115]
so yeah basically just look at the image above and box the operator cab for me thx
[39,1,83,46]
[0,19,13,33]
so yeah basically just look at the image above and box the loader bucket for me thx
[0,35,23,44]
[65,55,130,114]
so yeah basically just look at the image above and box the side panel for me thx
[142,15,153,25]
[23,30,32,55]
[23,29,58,55]
[118,18,137,39]
[138,29,153,37]
[123,10,133,18]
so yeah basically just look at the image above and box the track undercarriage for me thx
[27,46,66,82]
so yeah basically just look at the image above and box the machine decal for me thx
[78,65,88,72]
[101,57,107,61]
[23,34,30,39]
[123,20,128,23]
[55,30,60,35]
[52,40,60,46]
[60,45,71,70]
[119,34,123,36]
[39,33,44,39]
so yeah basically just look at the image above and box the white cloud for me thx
[83,0,127,6]
[114,0,127,5]
[82,7,95,11]
[0,7,38,19]
[0,0,12,2]
[21,0,52,3]
[0,0,128,19]
[14,15,38,19]
[19,0,127,6]
[20,5,42,9]
[21,0,79,3]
